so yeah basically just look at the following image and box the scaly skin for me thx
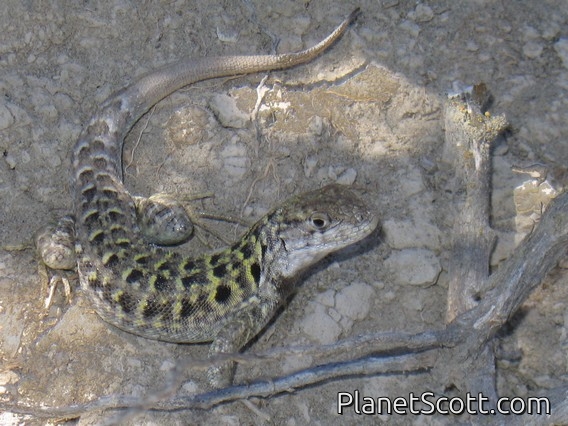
[38,9,378,387]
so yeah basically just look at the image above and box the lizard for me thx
[35,8,379,387]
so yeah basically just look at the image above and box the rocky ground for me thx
[1,0,567,424]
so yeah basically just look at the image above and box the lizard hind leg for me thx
[134,193,194,246]
[34,215,76,308]
[34,215,76,271]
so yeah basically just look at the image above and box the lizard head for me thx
[259,184,379,279]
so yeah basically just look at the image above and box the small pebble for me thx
[216,26,239,43]
[409,4,434,23]
[399,20,420,38]
[0,104,14,130]
[4,153,16,169]
[335,282,375,321]
[523,41,543,59]
[301,302,342,344]
[335,168,357,185]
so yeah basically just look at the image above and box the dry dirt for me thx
[1,0,568,424]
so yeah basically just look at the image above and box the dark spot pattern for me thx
[102,189,118,199]
[142,297,161,318]
[213,263,227,278]
[180,271,207,288]
[91,231,105,245]
[104,253,119,268]
[117,291,135,313]
[153,274,169,291]
[194,295,213,321]
[158,262,172,271]
[260,243,268,260]
[250,262,261,284]
[95,173,113,186]
[214,285,231,304]
[99,197,118,211]
[82,186,97,202]
[78,169,95,185]
[103,289,115,306]
[91,139,106,151]
[237,268,250,290]
[180,299,195,318]
[209,253,222,266]
[241,243,253,259]
[93,157,107,170]
[76,145,90,160]
[159,300,175,322]
[136,255,149,264]
[126,268,144,283]
[180,276,193,289]
[83,210,99,226]
[183,260,196,272]
[107,210,123,222]
[111,227,127,240]
[89,276,103,291]
[195,303,215,323]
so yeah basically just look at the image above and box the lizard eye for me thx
[309,212,330,230]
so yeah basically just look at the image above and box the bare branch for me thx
[0,352,434,419]
[461,189,568,337]
[444,85,509,322]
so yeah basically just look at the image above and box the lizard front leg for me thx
[207,295,281,388]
